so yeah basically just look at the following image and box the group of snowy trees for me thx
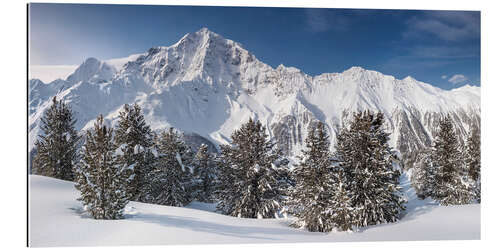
[33,99,218,219]
[215,118,290,218]
[32,99,406,230]
[411,115,481,205]
[211,111,405,232]
[32,98,479,231]
[288,112,406,232]
[74,115,134,219]
[139,127,194,206]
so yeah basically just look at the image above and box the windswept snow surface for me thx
[29,175,480,247]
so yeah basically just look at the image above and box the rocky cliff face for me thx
[29,28,480,166]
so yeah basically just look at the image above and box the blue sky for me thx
[29,3,480,90]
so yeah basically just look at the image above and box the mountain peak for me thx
[342,66,384,80]
[196,27,212,35]
[176,27,220,44]
[66,57,116,84]
[452,84,480,92]
[124,27,263,88]
[83,57,100,65]
[193,27,224,39]
[458,84,477,89]
[344,66,366,73]
[276,64,302,74]
[403,76,417,82]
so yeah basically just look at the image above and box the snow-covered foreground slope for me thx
[29,175,480,247]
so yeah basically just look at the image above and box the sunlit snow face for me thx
[29,4,480,90]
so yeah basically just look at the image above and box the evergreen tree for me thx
[431,115,474,205]
[335,111,406,227]
[465,127,481,203]
[330,169,355,232]
[288,122,343,232]
[74,115,134,220]
[140,127,193,206]
[410,148,435,199]
[431,115,459,202]
[192,144,217,202]
[113,103,154,200]
[33,96,80,181]
[216,118,287,218]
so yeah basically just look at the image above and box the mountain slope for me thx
[28,28,480,164]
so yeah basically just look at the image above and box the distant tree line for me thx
[32,97,480,230]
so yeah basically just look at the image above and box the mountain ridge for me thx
[28,28,480,164]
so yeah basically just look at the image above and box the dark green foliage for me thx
[410,116,477,205]
[113,103,154,200]
[216,118,288,218]
[465,127,481,203]
[431,115,473,205]
[335,111,406,227]
[465,127,481,181]
[74,115,133,220]
[330,170,355,232]
[140,128,193,206]
[410,148,435,199]
[192,144,218,202]
[288,122,341,232]
[33,96,80,181]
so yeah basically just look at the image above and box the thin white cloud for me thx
[408,45,479,60]
[441,75,448,79]
[305,9,351,33]
[382,44,479,71]
[404,11,480,42]
[390,12,480,72]
[448,74,468,85]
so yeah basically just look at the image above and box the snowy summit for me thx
[28,27,480,161]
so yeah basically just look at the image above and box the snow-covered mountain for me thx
[28,28,480,165]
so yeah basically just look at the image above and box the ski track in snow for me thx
[29,175,480,247]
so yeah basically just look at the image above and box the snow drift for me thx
[28,175,479,247]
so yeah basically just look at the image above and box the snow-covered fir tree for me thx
[410,148,435,199]
[431,115,474,205]
[33,96,80,181]
[191,144,217,202]
[113,103,155,200]
[329,169,356,232]
[140,127,194,206]
[216,118,288,219]
[74,115,134,220]
[465,127,480,203]
[335,111,406,228]
[288,122,342,232]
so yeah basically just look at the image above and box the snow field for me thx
[29,175,479,247]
